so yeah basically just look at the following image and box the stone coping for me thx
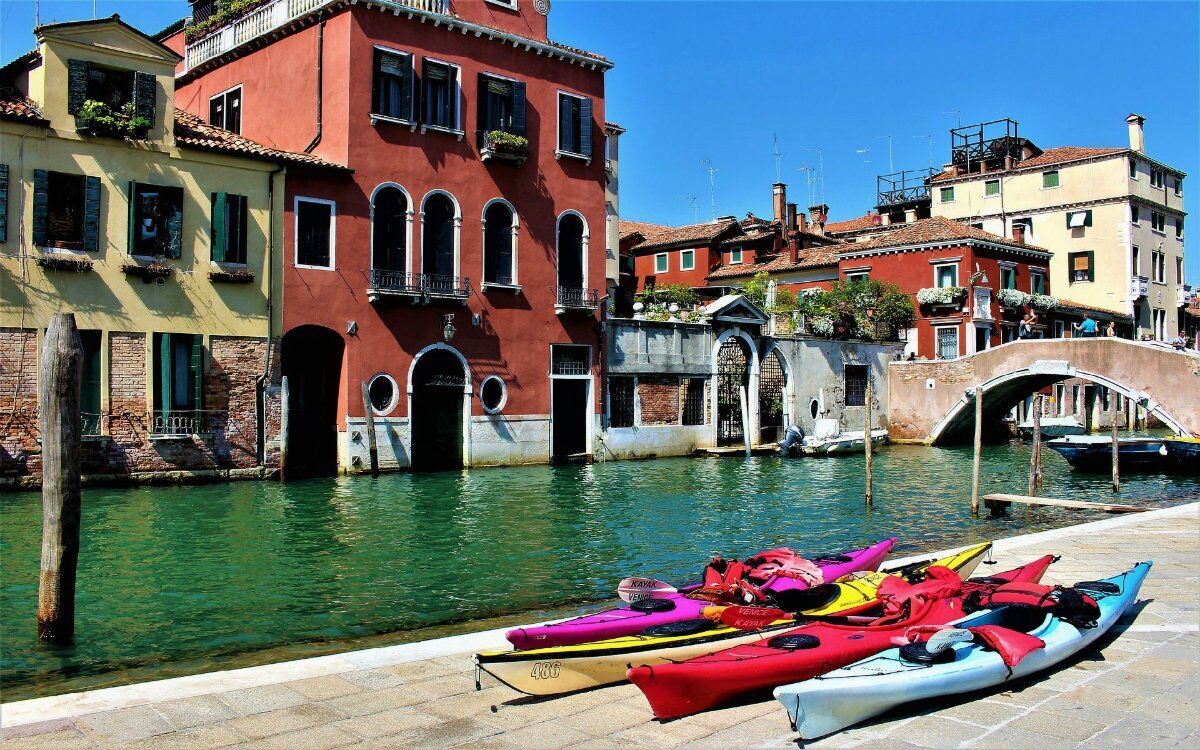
[2,501,1196,730]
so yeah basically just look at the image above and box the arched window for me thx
[422,192,458,280]
[371,185,409,272]
[556,212,586,290]
[483,200,517,286]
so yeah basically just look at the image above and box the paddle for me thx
[617,577,678,603]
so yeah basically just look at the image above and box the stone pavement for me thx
[3,503,1197,750]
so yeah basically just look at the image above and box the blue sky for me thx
[3,1,1196,281]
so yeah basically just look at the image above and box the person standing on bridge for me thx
[1105,321,1116,337]
[1074,314,1098,338]
[1019,312,1038,339]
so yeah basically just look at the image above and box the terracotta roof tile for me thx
[0,88,47,124]
[930,146,1127,182]
[837,216,1051,254]
[707,244,839,280]
[1055,298,1133,323]
[173,109,350,171]
[825,213,882,234]
[626,218,740,252]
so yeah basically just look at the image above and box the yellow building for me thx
[929,115,1188,341]
[0,16,346,486]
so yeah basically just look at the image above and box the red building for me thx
[834,217,1053,359]
[166,0,612,473]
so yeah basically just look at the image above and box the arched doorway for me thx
[716,337,751,446]
[759,348,787,444]
[410,347,467,471]
[556,212,585,294]
[372,185,409,273]
[281,325,344,477]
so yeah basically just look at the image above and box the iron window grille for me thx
[682,378,706,426]
[608,377,635,428]
[552,345,590,375]
[844,364,869,407]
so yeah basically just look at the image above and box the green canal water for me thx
[2,443,1196,701]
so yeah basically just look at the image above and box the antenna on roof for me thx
[772,133,783,183]
[798,147,825,203]
[856,148,872,166]
[796,164,816,208]
[876,135,894,174]
[683,195,699,224]
[943,110,962,128]
[702,158,719,222]
[914,134,933,170]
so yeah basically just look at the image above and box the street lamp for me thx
[442,313,456,341]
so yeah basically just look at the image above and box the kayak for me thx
[775,561,1151,739]
[505,538,897,650]
[477,542,991,696]
[626,554,1056,719]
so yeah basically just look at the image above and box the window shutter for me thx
[32,169,48,246]
[579,96,592,158]
[127,180,138,253]
[398,55,413,121]
[512,80,526,137]
[211,192,227,262]
[0,164,8,244]
[133,72,156,125]
[1084,209,1093,227]
[167,194,183,259]
[67,59,89,115]
[477,72,490,134]
[1087,251,1095,282]
[157,332,172,412]
[236,194,248,264]
[82,176,101,252]
[371,50,382,115]
[190,336,204,410]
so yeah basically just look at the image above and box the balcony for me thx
[185,0,451,70]
[149,410,221,440]
[368,270,471,304]
[554,286,600,314]
[875,168,936,209]
[1131,275,1149,299]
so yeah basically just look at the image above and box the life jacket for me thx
[877,565,963,619]
[690,558,764,604]
[965,582,1100,628]
[895,624,1045,671]
[745,548,823,587]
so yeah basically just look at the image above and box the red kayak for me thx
[627,554,1056,719]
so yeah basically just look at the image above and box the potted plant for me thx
[36,253,94,272]
[208,268,256,284]
[122,261,173,283]
[916,286,968,307]
[996,288,1032,309]
[480,130,531,165]
[1030,293,1059,311]
[76,100,151,139]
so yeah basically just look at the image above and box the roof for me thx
[35,14,183,62]
[707,244,840,280]
[836,216,1051,255]
[625,218,740,252]
[0,88,47,125]
[702,294,769,324]
[825,213,882,234]
[173,109,351,172]
[604,121,625,134]
[931,146,1128,183]
[1054,299,1134,323]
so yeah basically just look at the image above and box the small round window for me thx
[480,375,507,414]
[368,373,399,415]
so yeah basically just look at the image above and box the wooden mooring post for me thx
[1028,394,1043,496]
[971,386,983,516]
[864,376,873,507]
[1111,393,1120,494]
[279,375,289,482]
[37,312,83,644]
[361,381,379,475]
[739,385,751,458]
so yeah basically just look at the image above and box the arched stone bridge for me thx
[887,338,1200,444]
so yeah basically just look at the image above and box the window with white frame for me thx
[557,91,592,158]
[1067,210,1091,229]
[1150,169,1164,189]
[421,59,459,131]
[1153,308,1166,341]
[1042,170,1060,189]
[1152,250,1166,283]
[295,197,335,269]
[936,326,959,360]
[934,263,958,288]
[939,186,955,203]
[482,200,517,286]
[372,48,413,122]
[1177,217,1184,238]
[984,179,1000,197]
[1000,265,1016,289]
[728,247,743,264]
[1132,245,1140,273]
[1030,269,1047,295]
[1175,176,1183,196]
[1131,205,1140,225]
[1054,320,1066,339]
[209,85,242,133]
[654,253,668,274]
[846,271,868,284]
[1129,157,1138,179]
[680,249,695,271]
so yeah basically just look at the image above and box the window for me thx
[1030,270,1047,295]
[728,247,743,264]
[939,186,955,203]
[295,197,334,268]
[367,373,399,414]
[984,179,1000,197]
[608,376,634,428]
[1042,171,1060,189]
[1066,210,1092,229]
[1177,217,1184,239]
[421,60,458,131]
[936,327,960,360]
[372,185,409,272]
[557,92,592,158]
[846,272,868,284]
[1054,320,1066,339]
[654,253,669,274]
[1131,205,1140,225]
[556,212,587,293]
[208,86,242,133]
[1129,157,1138,179]
[478,73,525,136]
[129,183,183,258]
[1000,266,1016,290]
[154,333,202,416]
[1150,169,1164,189]
[210,192,248,264]
[423,193,458,279]
[0,164,7,244]
[372,49,413,122]
[1153,308,1166,341]
[86,64,134,109]
[1177,257,1184,284]
[480,375,507,414]
[551,344,590,375]
[79,330,102,436]
[682,377,706,425]
[1132,245,1140,273]
[483,200,516,285]
[1152,250,1165,283]
[935,263,958,288]
[1175,176,1183,196]
[34,170,100,250]
[1151,211,1166,233]
[680,249,695,271]
[1069,251,1095,283]
[844,365,868,407]
[975,326,989,353]
[67,59,154,126]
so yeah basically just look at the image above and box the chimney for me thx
[1126,113,1146,153]
[1012,223,1026,245]
[904,208,917,224]
[772,183,787,226]
[808,204,829,236]
[797,212,808,232]
[786,202,798,232]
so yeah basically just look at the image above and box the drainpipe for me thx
[304,16,326,154]
[257,164,286,466]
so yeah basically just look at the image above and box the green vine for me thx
[484,130,530,156]
[76,100,151,139]
[184,0,273,42]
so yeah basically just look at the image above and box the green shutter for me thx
[579,96,593,158]
[1084,209,1093,227]
[211,192,227,262]
[0,164,8,244]
[156,332,171,412]
[512,80,526,137]
[82,175,101,252]
[32,169,48,246]
[133,72,156,125]
[67,59,89,115]
[190,335,204,410]
[236,195,248,264]
[127,181,138,253]
[1087,251,1095,282]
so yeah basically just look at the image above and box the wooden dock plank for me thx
[982,493,1147,514]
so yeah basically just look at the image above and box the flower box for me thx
[36,253,93,272]
[916,286,968,306]
[122,262,173,283]
[208,268,256,284]
[76,100,151,140]
[480,130,530,166]
[1030,294,1059,311]
[996,288,1032,309]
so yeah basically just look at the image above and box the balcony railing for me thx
[81,412,103,437]
[554,286,600,313]
[876,168,936,208]
[150,410,221,438]
[368,269,471,303]
[1131,275,1149,300]
[185,0,451,70]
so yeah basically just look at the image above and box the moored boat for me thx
[1017,415,1085,439]
[1163,436,1200,475]
[1046,435,1167,472]
[774,562,1151,739]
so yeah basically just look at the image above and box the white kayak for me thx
[774,562,1151,740]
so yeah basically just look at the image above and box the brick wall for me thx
[638,376,680,425]
[0,328,40,476]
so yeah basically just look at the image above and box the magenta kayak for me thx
[506,538,897,650]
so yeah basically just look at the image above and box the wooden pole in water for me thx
[1111,392,1120,494]
[864,376,874,507]
[279,375,289,482]
[361,380,379,475]
[971,386,983,516]
[739,385,751,458]
[37,312,83,645]
[1028,394,1043,496]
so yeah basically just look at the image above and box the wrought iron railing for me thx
[876,168,937,207]
[555,286,600,310]
[369,270,471,299]
[81,412,103,437]
[150,410,221,437]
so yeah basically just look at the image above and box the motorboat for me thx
[1017,415,1085,439]
[1046,435,1167,472]
[800,419,888,456]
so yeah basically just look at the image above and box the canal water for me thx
[2,443,1196,701]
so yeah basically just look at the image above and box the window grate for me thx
[844,364,868,407]
[682,377,706,426]
[552,345,590,375]
[608,377,634,428]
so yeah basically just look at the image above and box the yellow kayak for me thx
[475,541,991,696]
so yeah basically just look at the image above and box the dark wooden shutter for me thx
[579,96,593,158]
[127,180,138,253]
[402,56,415,121]
[167,191,183,259]
[156,332,171,412]
[1087,251,1095,282]
[371,49,382,115]
[1084,209,1093,227]
[477,72,491,134]
[32,169,48,246]
[236,195,248,264]
[190,335,204,410]
[0,164,8,244]
[82,176,101,252]
[512,80,526,137]
[211,192,227,262]
[67,60,89,115]
[134,72,156,124]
